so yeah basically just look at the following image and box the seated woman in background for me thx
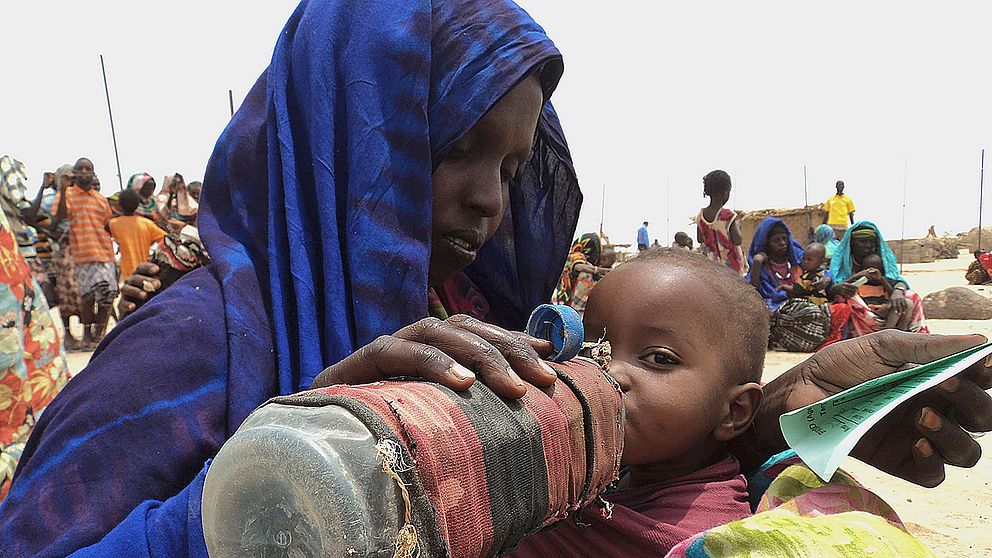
[966,249,992,285]
[831,221,929,336]
[552,233,614,314]
[747,218,850,351]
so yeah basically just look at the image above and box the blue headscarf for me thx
[831,221,909,287]
[0,1,580,556]
[746,218,805,312]
[814,224,840,260]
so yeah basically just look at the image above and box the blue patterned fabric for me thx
[0,0,580,556]
[830,220,909,287]
[746,218,806,312]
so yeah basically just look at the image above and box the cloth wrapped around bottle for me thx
[202,358,624,557]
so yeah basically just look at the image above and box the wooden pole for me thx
[666,176,670,244]
[980,149,986,251]
[803,165,811,240]
[99,55,124,191]
[229,90,235,117]
[599,183,606,236]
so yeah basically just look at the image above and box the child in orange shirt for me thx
[107,189,168,282]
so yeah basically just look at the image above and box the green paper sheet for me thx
[780,342,992,481]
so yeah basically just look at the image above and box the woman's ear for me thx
[713,382,762,442]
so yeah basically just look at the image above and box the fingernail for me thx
[540,360,557,377]
[506,366,525,388]
[450,363,475,381]
[915,438,934,457]
[939,376,962,393]
[920,408,941,431]
[985,354,992,368]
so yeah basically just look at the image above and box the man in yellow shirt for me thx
[823,180,856,239]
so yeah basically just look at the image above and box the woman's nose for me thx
[463,166,504,218]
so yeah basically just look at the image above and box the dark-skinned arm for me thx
[729,217,743,246]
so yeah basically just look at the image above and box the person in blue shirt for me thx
[637,221,650,251]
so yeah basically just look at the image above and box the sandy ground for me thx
[762,251,992,558]
[60,252,990,555]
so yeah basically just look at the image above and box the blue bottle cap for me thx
[525,304,585,362]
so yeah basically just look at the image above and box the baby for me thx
[849,253,898,329]
[786,242,832,305]
[513,249,768,556]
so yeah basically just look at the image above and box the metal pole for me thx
[229,90,235,117]
[980,149,986,252]
[900,157,908,273]
[99,55,124,190]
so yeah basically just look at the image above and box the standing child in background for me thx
[52,158,118,349]
[696,170,747,276]
[107,189,168,282]
[786,242,832,305]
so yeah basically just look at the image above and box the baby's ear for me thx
[713,383,762,442]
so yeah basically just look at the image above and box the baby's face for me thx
[801,249,824,271]
[583,262,736,467]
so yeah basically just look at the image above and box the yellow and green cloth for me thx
[666,452,934,557]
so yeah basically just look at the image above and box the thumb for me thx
[873,332,987,368]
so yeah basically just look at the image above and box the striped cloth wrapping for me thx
[268,358,624,558]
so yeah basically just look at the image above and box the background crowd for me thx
[557,170,929,353]
[0,155,210,498]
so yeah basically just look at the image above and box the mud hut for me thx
[737,205,827,256]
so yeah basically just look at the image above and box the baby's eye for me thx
[641,349,679,368]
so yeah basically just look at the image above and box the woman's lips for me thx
[438,229,485,266]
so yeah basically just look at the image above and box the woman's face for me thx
[139,178,156,199]
[428,75,544,287]
[852,236,878,260]
[767,231,790,260]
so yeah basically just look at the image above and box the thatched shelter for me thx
[737,205,827,256]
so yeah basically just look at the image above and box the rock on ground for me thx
[922,286,992,320]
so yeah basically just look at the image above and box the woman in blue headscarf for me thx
[831,221,929,335]
[0,1,579,555]
[2,2,988,557]
[746,218,851,351]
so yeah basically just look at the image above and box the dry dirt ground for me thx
[62,252,991,556]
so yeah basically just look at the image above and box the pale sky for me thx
[4,1,991,247]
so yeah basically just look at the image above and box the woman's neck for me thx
[768,252,788,265]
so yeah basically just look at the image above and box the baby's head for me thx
[584,249,766,473]
[801,242,826,272]
[862,254,885,283]
[673,231,693,250]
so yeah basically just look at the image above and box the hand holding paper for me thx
[754,331,992,488]
[781,342,992,481]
